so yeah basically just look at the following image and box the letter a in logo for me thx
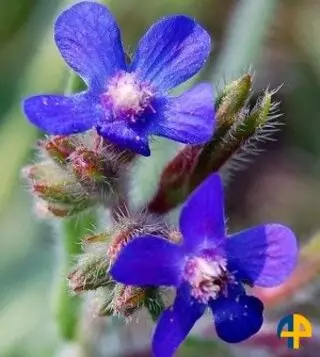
[277,314,312,349]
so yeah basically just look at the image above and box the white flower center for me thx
[183,256,228,303]
[102,72,153,122]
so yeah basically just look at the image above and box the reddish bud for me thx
[71,148,106,182]
[68,252,110,293]
[148,145,202,214]
[112,285,146,317]
[107,212,168,263]
[39,201,89,218]
[22,160,92,217]
[41,135,76,164]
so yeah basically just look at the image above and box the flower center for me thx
[183,256,229,303]
[102,72,153,123]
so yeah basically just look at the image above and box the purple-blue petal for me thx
[23,93,101,135]
[148,83,215,145]
[54,1,126,90]
[97,122,151,156]
[153,283,205,357]
[130,15,211,92]
[226,224,298,288]
[110,235,183,287]
[209,286,264,343]
[179,173,226,253]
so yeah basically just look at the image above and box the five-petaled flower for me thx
[111,173,298,357]
[23,1,215,156]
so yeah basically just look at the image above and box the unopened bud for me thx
[37,200,90,218]
[22,161,56,181]
[41,135,76,164]
[23,160,92,216]
[243,91,272,132]
[68,252,110,293]
[71,148,106,183]
[97,285,164,320]
[190,90,276,191]
[216,74,252,127]
[107,227,137,264]
[107,213,168,263]
[111,285,146,317]
[148,146,201,214]
[33,180,85,204]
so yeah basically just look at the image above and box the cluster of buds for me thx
[148,74,279,214]
[22,131,134,217]
[68,211,174,319]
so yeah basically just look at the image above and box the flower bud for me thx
[107,212,168,264]
[243,90,272,131]
[40,135,76,164]
[24,129,135,219]
[36,200,91,218]
[111,285,146,317]
[23,161,55,181]
[71,148,106,183]
[92,285,115,317]
[24,161,94,219]
[216,74,252,127]
[70,212,169,319]
[68,145,129,206]
[190,89,276,190]
[96,284,165,320]
[32,180,85,205]
[23,160,93,217]
[148,146,201,214]
[68,252,110,293]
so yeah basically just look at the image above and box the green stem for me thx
[54,214,95,340]
[53,71,94,341]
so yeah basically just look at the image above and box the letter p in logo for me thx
[277,314,312,349]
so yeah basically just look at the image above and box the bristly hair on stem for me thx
[220,87,282,180]
[190,86,281,190]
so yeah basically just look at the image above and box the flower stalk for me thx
[53,73,96,341]
[54,214,95,340]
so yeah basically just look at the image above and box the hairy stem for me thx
[53,71,95,341]
[54,214,95,340]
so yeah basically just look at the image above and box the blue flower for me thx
[111,173,298,356]
[23,1,215,156]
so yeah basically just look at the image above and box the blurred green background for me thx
[1,0,320,356]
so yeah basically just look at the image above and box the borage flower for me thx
[111,174,298,356]
[23,1,215,156]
